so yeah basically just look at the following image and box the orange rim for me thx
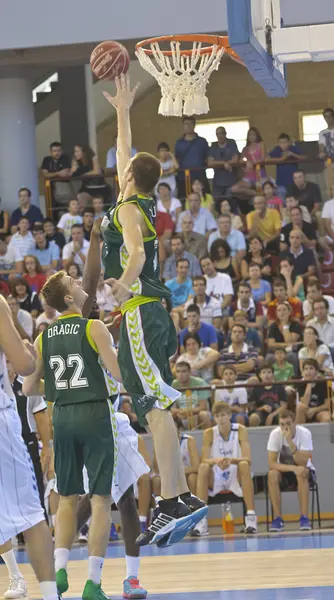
[135,34,243,65]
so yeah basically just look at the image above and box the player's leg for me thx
[0,540,27,600]
[186,474,197,495]
[296,468,311,530]
[118,487,147,600]
[151,475,161,496]
[268,470,284,531]
[137,473,152,530]
[192,464,214,537]
[237,461,257,534]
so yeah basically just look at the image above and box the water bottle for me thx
[224,502,235,535]
[221,503,226,533]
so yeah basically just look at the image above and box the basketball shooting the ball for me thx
[90,40,130,81]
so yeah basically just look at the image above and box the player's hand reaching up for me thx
[103,73,140,110]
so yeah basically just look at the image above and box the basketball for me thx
[90,41,130,81]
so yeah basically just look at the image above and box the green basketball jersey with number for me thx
[41,314,117,405]
[101,194,171,300]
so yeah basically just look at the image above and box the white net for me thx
[135,40,225,117]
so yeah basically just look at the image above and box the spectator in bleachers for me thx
[41,141,72,207]
[62,223,90,270]
[267,133,304,193]
[298,326,334,375]
[240,127,267,188]
[174,116,209,198]
[217,199,244,231]
[200,256,233,316]
[212,365,248,425]
[184,275,222,328]
[287,170,321,220]
[179,304,218,351]
[7,294,33,340]
[155,142,178,194]
[177,193,217,237]
[281,194,312,225]
[43,218,66,250]
[36,299,58,329]
[247,196,282,251]
[228,310,262,352]
[92,197,106,221]
[0,198,9,234]
[31,225,59,272]
[106,133,137,172]
[209,239,238,280]
[195,401,257,537]
[23,256,46,294]
[10,188,44,234]
[207,214,246,260]
[273,348,295,382]
[177,332,219,382]
[267,301,302,373]
[57,198,83,243]
[303,277,334,318]
[156,182,181,222]
[185,179,214,213]
[71,144,105,202]
[229,282,265,331]
[320,183,334,247]
[165,258,193,331]
[163,234,201,280]
[279,256,305,301]
[241,236,272,281]
[280,206,317,252]
[296,358,331,424]
[0,235,22,279]
[267,278,303,325]
[308,298,334,350]
[8,216,35,258]
[248,263,272,305]
[207,126,239,202]
[172,361,212,430]
[319,107,334,160]
[249,363,287,427]
[82,208,94,241]
[262,181,283,212]
[280,229,317,279]
[267,409,313,532]
[220,324,258,381]
[66,262,82,280]
[10,277,42,318]
[180,214,207,260]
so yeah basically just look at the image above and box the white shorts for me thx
[0,406,45,544]
[83,412,149,505]
[208,464,243,498]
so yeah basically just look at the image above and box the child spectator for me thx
[262,180,283,211]
[273,348,295,383]
[296,358,331,423]
[165,258,194,331]
[248,263,272,305]
[249,363,287,427]
[185,179,214,213]
[241,127,267,187]
[57,198,83,242]
[212,365,248,425]
[10,277,42,319]
[66,262,82,280]
[23,256,47,294]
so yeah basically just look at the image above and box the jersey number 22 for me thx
[49,354,88,390]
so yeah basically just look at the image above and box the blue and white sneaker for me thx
[122,576,147,599]
[270,517,284,532]
[300,515,311,531]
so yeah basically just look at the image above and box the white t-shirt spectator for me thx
[57,214,83,243]
[177,347,215,382]
[8,232,35,258]
[267,425,313,461]
[36,312,59,328]
[321,198,334,233]
[176,208,217,236]
[17,308,34,340]
[215,386,248,407]
[62,239,90,269]
[204,272,234,303]
[183,296,222,325]
[96,284,117,313]
[298,343,334,372]
[319,128,334,159]
[0,246,22,271]
[303,295,334,317]
[156,158,177,193]
[156,197,181,222]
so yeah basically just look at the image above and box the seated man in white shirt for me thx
[194,401,257,537]
[267,409,313,532]
[176,193,217,238]
[200,256,233,317]
[308,297,334,352]
[184,275,222,329]
[62,224,90,270]
[303,277,334,319]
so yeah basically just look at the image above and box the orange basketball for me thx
[90,41,130,81]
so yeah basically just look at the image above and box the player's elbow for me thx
[129,247,146,266]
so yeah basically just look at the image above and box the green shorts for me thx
[118,301,181,426]
[53,399,116,497]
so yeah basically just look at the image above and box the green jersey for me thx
[41,314,118,405]
[101,194,171,302]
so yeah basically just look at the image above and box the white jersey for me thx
[209,424,243,498]
[180,434,191,468]
[0,350,15,410]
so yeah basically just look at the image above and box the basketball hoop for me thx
[135,34,243,117]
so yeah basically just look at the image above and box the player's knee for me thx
[296,467,309,480]
[59,494,79,508]
[91,494,111,513]
[268,470,280,484]
[238,460,250,475]
[198,463,211,478]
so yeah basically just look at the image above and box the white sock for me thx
[54,548,70,572]
[247,510,255,515]
[88,556,104,584]
[51,514,56,527]
[139,516,146,523]
[125,555,140,579]
[1,549,22,577]
[39,581,58,600]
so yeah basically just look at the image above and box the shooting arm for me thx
[82,220,103,318]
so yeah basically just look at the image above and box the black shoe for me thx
[136,499,190,547]
[180,493,206,513]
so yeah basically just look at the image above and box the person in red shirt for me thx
[23,255,47,294]
[156,210,175,275]
[267,277,303,325]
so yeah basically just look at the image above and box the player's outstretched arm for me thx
[103,74,139,187]
[90,319,122,382]
[0,296,36,376]
[22,335,45,396]
[82,218,103,318]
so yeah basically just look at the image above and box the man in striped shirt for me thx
[219,324,258,381]
[8,216,34,259]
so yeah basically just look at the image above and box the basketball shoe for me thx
[4,576,28,599]
[191,516,209,537]
[122,576,147,599]
[82,580,109,600]
[56,568,69,595]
